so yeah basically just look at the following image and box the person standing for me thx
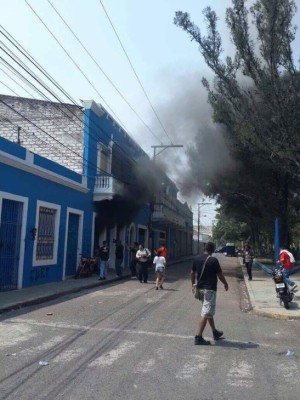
[128,242,139,279]
[136,244,151,283]
[154,243,168,259]
[191,242,229,345]
[99,240,109,280]
[115,240,124,278]
[153,249,166,290]
[278,246,297,291]
[244,245,254,281]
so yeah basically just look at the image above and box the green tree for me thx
[174,0,300,247]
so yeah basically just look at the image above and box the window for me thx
[97,143,111,174]
[100,150,109,173]
[33,201,60,266]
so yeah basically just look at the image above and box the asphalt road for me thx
[1,255,300,400]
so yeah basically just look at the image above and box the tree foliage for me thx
[174,0,300,248]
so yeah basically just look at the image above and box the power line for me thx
[47,0,164,145]
[98,0,173,145]
[0,79,19,96]
[0,32,147,169]
[0,65,35,98]
[0,96,138,187]
[24,0,128,131]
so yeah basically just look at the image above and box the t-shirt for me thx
[280,250,294,270]
[155,246,167,258]
[153,256,166,271]
[115,244,124,259]
[136,248,150,262]
[99,246,109,261]
[192,254,222,291]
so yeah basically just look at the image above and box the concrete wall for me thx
[0,95,84,174]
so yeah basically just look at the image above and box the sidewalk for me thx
[0,257,191,315]
[241,258,300,320]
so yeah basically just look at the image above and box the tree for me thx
[174,0,300,247]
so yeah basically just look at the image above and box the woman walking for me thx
[153,249,166,290]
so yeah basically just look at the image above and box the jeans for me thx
[99,260,108,279]
[115,258,123,277]
[282,268,295,287]
[130,259,137,277]
[137,262,148,283]
[245,261,253,280]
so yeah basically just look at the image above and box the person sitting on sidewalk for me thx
[278,246,297,291]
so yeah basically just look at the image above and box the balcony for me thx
[152,204,187,228]
[93,174,124,201]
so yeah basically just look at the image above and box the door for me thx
[0,199,23,291]
[65,213,80,276]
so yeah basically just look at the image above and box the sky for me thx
[1,0,300,227]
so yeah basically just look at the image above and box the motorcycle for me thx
[272,267,294,309]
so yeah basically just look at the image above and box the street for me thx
[1,255,300,400]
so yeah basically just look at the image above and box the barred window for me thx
[36,207,56,260]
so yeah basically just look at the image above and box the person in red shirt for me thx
[278,247,297,291]
[154,243,167,259]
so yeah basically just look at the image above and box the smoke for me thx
[151,71,235,201]
[94,157,165,231]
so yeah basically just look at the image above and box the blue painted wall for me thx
[0,136,94,289]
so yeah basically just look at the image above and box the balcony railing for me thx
[93,174,124,201]
[152,204,187,228]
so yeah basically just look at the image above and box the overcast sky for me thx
[1,0,300,225]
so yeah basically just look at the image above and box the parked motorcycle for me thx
[272,267,294,309]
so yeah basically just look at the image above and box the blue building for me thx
[0,135,94,290]
[0,95,193,290]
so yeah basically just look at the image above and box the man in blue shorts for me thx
[191,242,229,345]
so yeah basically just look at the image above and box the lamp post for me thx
[197,201,212,254]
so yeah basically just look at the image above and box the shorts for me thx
[200,290,216,318]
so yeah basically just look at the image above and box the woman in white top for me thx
[153,249,166,290]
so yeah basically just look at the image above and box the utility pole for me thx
[151,144,183,161]
[197,201,212,254]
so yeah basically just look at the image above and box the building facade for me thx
[0,94,193,290]
[0,135,94,290]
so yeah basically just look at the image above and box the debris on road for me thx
[39,361,49,366]
[286,350,295,356]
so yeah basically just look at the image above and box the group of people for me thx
[94,240,168,290]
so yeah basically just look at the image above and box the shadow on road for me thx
[215,339,259,350]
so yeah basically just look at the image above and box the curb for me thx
[239,260,300,320]
[0,275,126,315]
[0,257,193,315]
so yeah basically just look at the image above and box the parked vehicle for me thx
[224,243,236,257]
[272,267,294,309]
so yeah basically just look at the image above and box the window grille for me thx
[36,207,56,260]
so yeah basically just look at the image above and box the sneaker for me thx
[213,329,224,340]
[194,335,211,346]
[155,287,158,290]
[160,285,164,289]
[291,284,298,291]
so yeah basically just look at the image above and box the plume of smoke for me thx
[150,71,235,200]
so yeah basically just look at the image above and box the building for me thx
[0,135,94,290]
[0,94,193,290]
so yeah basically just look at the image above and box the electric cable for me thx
[25,0,132,132]
[98,0,173,145]
[47,0,164,145]
[0,25,150,161]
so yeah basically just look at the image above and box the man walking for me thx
[191,242,229,345]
